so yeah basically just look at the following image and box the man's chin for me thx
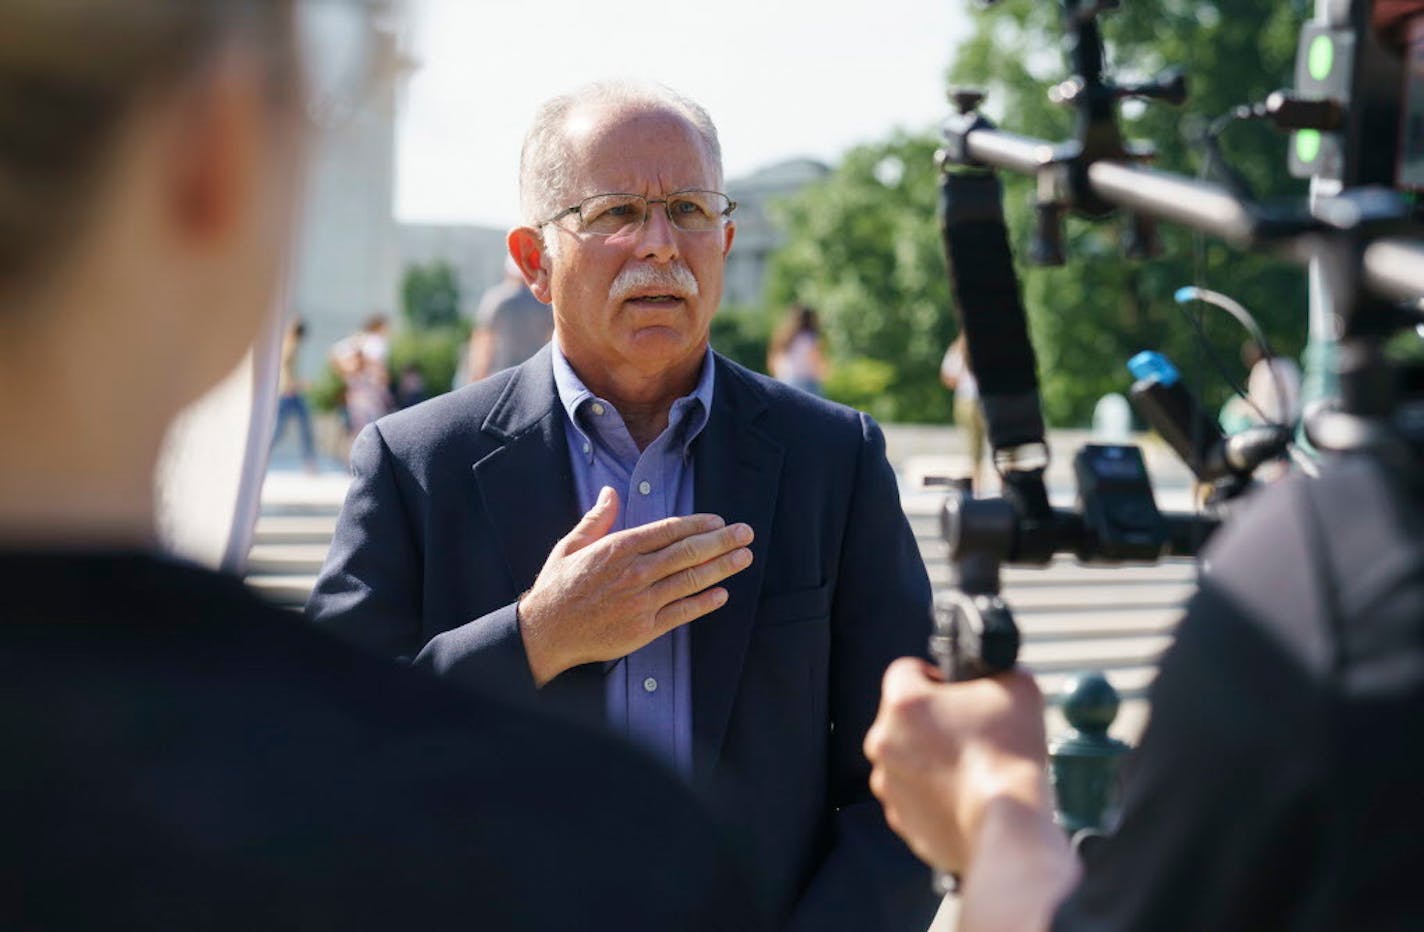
[625,324,692,349]
[615,327,708,370]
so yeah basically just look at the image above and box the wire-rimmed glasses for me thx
[540,190,737,237]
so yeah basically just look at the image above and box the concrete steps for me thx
[246,573,322,608]
[245,469,345,608]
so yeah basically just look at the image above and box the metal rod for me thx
[959,126,1270,244]
[1363,238,1424,302]
[1086,162,1264,245]
[964,130,1061,175]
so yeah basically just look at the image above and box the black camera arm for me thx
[933,0,1424,687]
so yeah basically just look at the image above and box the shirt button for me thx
[642,677,658,693]
[591,403,606,416]
[582,441,591,454]
[638,480,652,496]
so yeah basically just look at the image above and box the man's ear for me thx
[722,219,736,257]
[166,54,263,248]
[507,226,553,303]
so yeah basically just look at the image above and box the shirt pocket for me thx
[756,580,832,628]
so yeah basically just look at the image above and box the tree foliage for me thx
[764,134,954,424]
[765,0,1310,424]
[400,260,462,330]
[395,260,467,399]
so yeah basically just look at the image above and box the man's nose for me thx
[635,202,679,264]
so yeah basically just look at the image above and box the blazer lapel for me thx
[471,347,604,723]
[691,356,784,778]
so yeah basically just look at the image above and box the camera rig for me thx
[932,0,1424,684]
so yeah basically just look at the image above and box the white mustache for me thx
[610,263,699,303]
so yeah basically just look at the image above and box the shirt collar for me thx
[551,340,716,460]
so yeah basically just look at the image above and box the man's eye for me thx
[672,198,712,217]
[581,197,644,233]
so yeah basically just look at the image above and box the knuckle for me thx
[882,804,905,837]
[631,557,661,589]
[678,564,703,593]
[868,768,889,803]
[882,689,923,721]
[660,600,689,630]
[677,536,700,566]
[653,516,682,542]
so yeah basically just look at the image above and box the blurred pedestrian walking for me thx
[940,334,986,489]
[461,257,552,385]
[271,318,318,472]
[767,304,828,395]
[330,313,392,447]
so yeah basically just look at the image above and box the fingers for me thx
[619,512,729,554]
[640,519,753,577]
[653,586,730,632]
[881,657,943,705]
[646,535,754,607]
[865,658,944,764]
[558,486,620,556]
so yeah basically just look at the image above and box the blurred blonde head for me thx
[0,0,303,543]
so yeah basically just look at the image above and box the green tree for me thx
[950,0,1310,424]
[710,303,774,374]
[395,260,467,401]
[400,260,462,330]
[764,133,955,424]
[766,1,1310,425]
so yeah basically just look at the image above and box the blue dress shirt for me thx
[550,342,715,776]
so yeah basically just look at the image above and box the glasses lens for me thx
[667,192,728,231]
[579,194,647,235]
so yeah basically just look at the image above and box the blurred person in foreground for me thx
[463,255,554,385]
[867,442,1424,929]
[865,9,1424,918]
[0,3,764,929]
[308,79,939,930]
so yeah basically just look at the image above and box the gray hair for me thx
[518,79,724,229]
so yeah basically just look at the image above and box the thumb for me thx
[559,486,620,555]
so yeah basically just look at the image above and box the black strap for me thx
[938,169,1048,452]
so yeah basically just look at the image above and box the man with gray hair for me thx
[309,80,938,930]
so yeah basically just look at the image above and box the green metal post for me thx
[1049,672,1130,836]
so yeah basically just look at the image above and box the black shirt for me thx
[1055,453,1424,931]
[0,551,765,930]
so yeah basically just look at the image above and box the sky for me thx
[395,0,972,229]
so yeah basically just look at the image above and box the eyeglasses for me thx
[540,190,737,236]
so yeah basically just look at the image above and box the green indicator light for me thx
[1308,35,1334,81]
[1296,129,1322,163]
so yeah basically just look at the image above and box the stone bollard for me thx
[1050,672,1130,837]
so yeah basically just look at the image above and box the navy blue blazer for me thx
[309,346,938,930]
